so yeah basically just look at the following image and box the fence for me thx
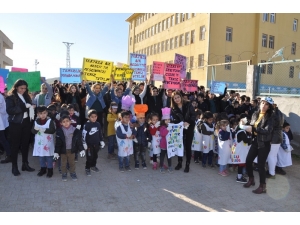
[257,59,300,96]
[206,60,250,93]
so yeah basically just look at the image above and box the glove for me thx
[80,150,85,157]
[76,125,81,130]
[100,141,105,148]
[133,138,138,143]
[53,153,60,160]
[25,103,31,108]
[74,111,80,117]
[39,128,46,133]
[83,143,88,150]
[148,142,151,148]
[167,126,172,131]
[56,114,60,120]
[154,121,160,128]
[34,126,39,131]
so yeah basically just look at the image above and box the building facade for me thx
[126,13,300,90]
[0,30,13,68]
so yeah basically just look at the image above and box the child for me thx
[82,109,105,176]
[32,106,56,178]
[116,111,136,172]
[200,111,215,168]
[216,120,232,176]
[53,115,85,181]
[107,102,118,160]
[148,113,161,170]
[192,110,203,164]
[276,122,293,175]
[133,104,151,169]
[159,107,173,173]
[67,104,80,128]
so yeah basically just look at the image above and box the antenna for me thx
[62,42,74,68]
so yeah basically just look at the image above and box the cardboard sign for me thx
[163,63,181,89]
[60,68,82,83]
[181,79,198,92]
[174,53,187,79]
[153,61,165,75]
[0,68,9,84]
[0,76,5,93]
[167,122,184,158]
[7,71,41,92]
[11,67,28,72]
[130,53,147,81]
[82,58,113,82]
[152,74,164,81]
[114,67,133,81]
[210,81,226,95]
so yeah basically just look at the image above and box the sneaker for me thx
[168,167,173,173]
[142,162,147,169]
[194,159,200,164]
[135,163,140,169]
[90,167,100,172]
[209,164,215,168]
[70,173,78,181]
[163,164,168,169]
[119,167,124,172]
[218,171,228,177]
[276,168,286,175]
[62,173,67,181]
[243,173,249,178]
[266,172,276,179]
[160,167,165,173]
[125,166,131,172]
[85,169,91,176]
[236,176,248,184]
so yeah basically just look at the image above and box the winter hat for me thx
[262,97,274,105]
[134,104,148,118]
[161,107,171,120]
[121,95,135,111]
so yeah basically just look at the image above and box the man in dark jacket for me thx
[146,85,164,118]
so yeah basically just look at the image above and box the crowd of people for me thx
[0,75,294,194]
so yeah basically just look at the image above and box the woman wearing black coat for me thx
[170,91,196,173]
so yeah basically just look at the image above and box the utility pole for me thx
[62,42,74,68]
[35,59,39,71]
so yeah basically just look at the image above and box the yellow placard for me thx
[114,67,133,81]
[123,64,129,68]
[82,58,113,82]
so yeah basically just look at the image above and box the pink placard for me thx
[163,63,181,90]
[174,53,187,79]
[0,76,5,93]
[152,61,165,75]
[181,79,198,92]
[11,67,28,72]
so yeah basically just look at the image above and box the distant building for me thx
[0,30,13,68]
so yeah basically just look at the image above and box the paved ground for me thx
[0,146,299,212]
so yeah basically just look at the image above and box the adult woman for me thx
[6,79,36,176]
[243,97,275,194]
[32,77,53,107]
[170,91,196,173]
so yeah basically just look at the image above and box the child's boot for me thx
[46,168,53,178]
[37,167,47,177]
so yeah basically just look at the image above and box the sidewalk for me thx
[0,147,299,212]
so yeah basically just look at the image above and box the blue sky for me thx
[0,13,132,78]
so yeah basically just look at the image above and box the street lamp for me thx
[35,59,39,71]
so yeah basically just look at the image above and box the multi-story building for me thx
[126,13,300,90]
[0,30,13,68]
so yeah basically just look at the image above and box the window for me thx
[137,34,139,43]
[190,56,194,68]
[270,13,275,23]
[269,35,274,49]
[179,34,184,47]
[175,36,178,48]
[267,64,273,74]
[162,20,166,31]
[260,60,266,74]
[170,38,174,50]
[191,30,195,44]
[171,15,174,26]
[200,26,205,40]
[165,39,169,51]
[293,19,298,31]
[145,29,148,39]
[157,43,160,53]
[262,34,268,47]
[130,37,132,46]
[225,55,232,70]
[154,44,157,54]
[289,66,294,78]
[181,13,185,22]
[161,41,165,52]
[226,27,232,41]
[186,57,189,69]
[148,28,151,37]
[147,47,150,56]
[150,45,153,55]
[263,13,268,22]
[186,13,190,20]
[198,54,204,67]
[145,14,148,20]
[167,18,170,29]
[158,22,161,33]
[176,13,180,24]
[192,13,196,17]
[292,42,296,54]
[142,31,144,40]
[134,35,136,44]
[151,26,154,36]
[155,24,157,34]
[185,32,190,45]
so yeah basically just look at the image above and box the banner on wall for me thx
[82,58,113,82]
[181,79,198,92]
[60,68,82,83]
[163,63,181,89]
[167,122,184,158]
[130,53,147,81]
[7,71,41,92]
[174,53,187,79]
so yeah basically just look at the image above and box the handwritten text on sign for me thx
[7,71,41,92]
[130,53,147,81]
[152,61,165,75]
[114,68,134,81]
[181,80,198,92]
[174,53,187,79]
[163,63,182,89]
[167,122,184,158]
[210,81,226,95]
[82,58,113,82]
[60,68,81,83]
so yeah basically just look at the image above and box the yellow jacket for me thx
[107,113,118,136]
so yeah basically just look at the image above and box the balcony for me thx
[3,54,13,66]
[0,30,13,50]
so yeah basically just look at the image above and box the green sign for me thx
[7,71,41,92]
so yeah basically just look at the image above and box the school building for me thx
[0,30,13,68]
[125,13,300,91]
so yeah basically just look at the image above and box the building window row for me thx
[262,13,276,23]
[261,33,275,49]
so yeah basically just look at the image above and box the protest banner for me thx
[123,64,129,68]
[174,53,187,79]
[181,79,198,92]
[167,122,184,158]
[60,68,82,83]
[116,62,130,68]
[11,67,28,72]
[130,53,147,81]
[163,63,181,89]
[0,76,5,93]
[0,68,9,84]
[114,67,133,81]
[82,58,113,82]
[7,71,41,92]
[152,61,165,81]
[210,81,226,95]
[152,74,164,81]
